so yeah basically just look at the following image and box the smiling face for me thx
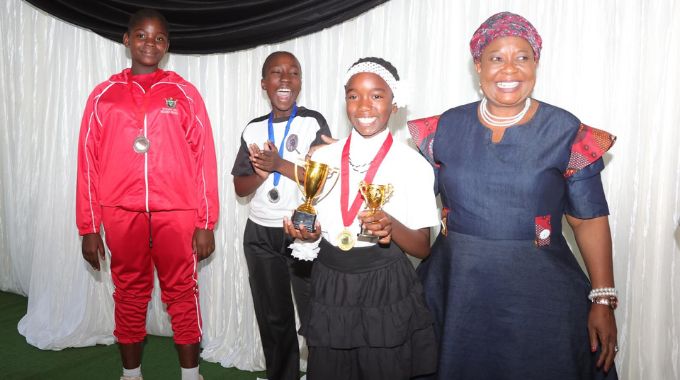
[345,72,397,138]
[475,36,537,117]
[261,52,302,118]
[123,17,169,75]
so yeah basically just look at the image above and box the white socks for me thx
[181,366,200,380]
[122,365,199,379]
[122,366,142,378]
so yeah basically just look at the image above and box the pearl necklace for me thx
[479,97,531,127]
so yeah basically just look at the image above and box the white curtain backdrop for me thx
[1,0,679,378]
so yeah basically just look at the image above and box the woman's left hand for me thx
[357,209,392,244]
[588,304,618,372]
[192,228,215,261]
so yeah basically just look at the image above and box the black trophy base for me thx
[291,210,317,232]
[357,229,378,243]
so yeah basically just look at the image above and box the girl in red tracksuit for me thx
[75,9,218,380]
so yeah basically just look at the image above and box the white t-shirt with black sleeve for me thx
[231,107,331,227]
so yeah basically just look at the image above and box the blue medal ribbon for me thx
[267,103,298,187]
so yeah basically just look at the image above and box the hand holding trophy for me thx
[357,180,394,241]
[291,159,338,232]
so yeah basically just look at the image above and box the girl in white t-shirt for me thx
[283,57,439,380]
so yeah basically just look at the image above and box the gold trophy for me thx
[357,181,394,240]
[291,160,338,232]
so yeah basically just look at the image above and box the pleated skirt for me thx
[301,239,437,380]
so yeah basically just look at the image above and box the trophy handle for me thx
[358,180,369,205]
[384,184,394,203]
[293,159,307,198]
[315,167,339,204]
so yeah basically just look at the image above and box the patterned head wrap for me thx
[344,59,402,107]
[469,12,542,62]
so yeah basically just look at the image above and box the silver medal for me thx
[267,188,280,203]
[133,136,150,153]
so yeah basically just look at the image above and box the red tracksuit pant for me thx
[102,207,202,345]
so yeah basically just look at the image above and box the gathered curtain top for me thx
[25,0,388,54]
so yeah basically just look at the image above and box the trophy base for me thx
[291,210,317,232]
[357,230,378,242]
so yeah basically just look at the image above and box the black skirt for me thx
[300,239,437,380]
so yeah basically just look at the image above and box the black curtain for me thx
[25,0,388,54]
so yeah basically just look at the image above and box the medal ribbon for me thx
[267,103,298,187]
[340,132,393,227]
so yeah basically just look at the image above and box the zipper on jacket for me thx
[148,211,153,248]
[140,84,151,247]
[144,112,149,213]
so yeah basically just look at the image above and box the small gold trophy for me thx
[357,181,394,240]
[291,160,338,232]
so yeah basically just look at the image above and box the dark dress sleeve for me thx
[564,123,616,219]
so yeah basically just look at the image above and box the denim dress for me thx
[415,101,618,380]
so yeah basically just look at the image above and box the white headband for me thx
[344,61,403,107]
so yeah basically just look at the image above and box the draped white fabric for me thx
[1,0,679,378]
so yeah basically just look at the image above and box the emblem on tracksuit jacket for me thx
[161,98,179,115]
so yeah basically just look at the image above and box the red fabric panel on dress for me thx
[564,123,616,178]
[534,215,551,247]
[407,115,440,168]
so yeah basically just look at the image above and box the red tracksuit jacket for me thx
[76,68,219,235]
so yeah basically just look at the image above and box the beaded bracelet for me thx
[592,295,619,310]
[588,287,617,301]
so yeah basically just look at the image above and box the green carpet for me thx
[0,291,267,380]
